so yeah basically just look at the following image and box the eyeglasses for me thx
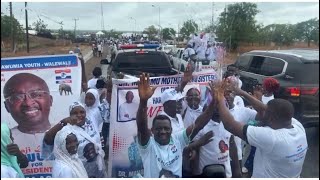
[5,90,50,104]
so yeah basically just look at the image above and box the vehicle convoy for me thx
[232,49,319,127]
[171,48,218,72]
[100,44,181,79]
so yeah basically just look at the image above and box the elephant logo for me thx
[59,83,73,95]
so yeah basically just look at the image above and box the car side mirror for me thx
[100,59,110,64]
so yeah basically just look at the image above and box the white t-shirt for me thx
[234,96,245,108]
[247,118,308,178]
[182,106,203,128]
[11,127,53,178]
[194,121,232,177]
[262,95,274,105]
[1,165,19,178]
[229,106,257,160]
[52,161,74,178]
[196,46,206,60]
[118,102,138,122]
[183,48,195,59]
[97,44,102,51]
[87,78,98,89]
[138,130,189,178]
[159,111,185,133]
[205,47,215,61]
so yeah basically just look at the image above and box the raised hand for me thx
[198,131,214,147]
[183,65,193,83]
[225,77,241,95]
[209,80,225,102]
[138,73,156,101]
[252,85,263,101]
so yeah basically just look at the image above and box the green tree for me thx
[143,25,158,40]
[216,2,259,50]
[161,28,176,40]
[33,18,48,34]
[1,13,23,41]
[179,20,198,39]
[295,18,319,47]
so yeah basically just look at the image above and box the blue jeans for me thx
[244,146,256,173]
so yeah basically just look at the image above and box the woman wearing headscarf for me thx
[1,123,28,178]
[42,102,107,177]
[84,89,104,132]
[52,125,88,178]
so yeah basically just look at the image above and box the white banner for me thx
[108,71,217,177]
[1,54,82,178]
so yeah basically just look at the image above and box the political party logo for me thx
[55,69,72,84]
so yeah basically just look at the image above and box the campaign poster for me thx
[1,54,82,178]
[109,72,217,177]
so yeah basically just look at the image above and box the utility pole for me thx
[211,2,214,29]
[25,2,29,53]
[101,3,105,31]
[73,18,79,38]
[10,2,15,52]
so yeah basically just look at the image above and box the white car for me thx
[171,48,219,72]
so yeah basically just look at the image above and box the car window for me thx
[235,55,252,71]
[260,57,285,76]
[114,53,170,69]
[179,50,183,59]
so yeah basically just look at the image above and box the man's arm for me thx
[176,65,193,93]
[186,97,215,140]
[136,73,156,146]
[229,135,242,178]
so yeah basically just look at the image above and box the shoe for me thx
[242,167,248,173]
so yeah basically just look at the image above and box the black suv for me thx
[100,48,180,78]
[232,49,319,127]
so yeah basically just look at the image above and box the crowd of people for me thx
[1,50,308,178]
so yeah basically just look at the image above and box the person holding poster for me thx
[118,91,138,122]
[1,123,28,178]
[135,73,217,178]
[43,102,107,177]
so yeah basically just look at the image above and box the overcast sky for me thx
[1,2,319,32]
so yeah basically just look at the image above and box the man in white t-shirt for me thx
[211,80,308,178]
[224,89,257,167]
[135,73,217,178]
[183,44,196,61]
[118,91,138,122]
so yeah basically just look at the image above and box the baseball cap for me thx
[161,88,184,104]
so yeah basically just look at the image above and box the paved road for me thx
[84,45,110,80]
[301,126,319,178]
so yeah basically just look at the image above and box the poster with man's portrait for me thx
[1,54,82,178]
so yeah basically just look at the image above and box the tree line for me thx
[142,2,319,50]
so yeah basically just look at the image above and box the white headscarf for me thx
[53,125,88,178]
[85,89,103,131]
[68,101,106,172]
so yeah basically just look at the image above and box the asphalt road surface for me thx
[301,125,319,178]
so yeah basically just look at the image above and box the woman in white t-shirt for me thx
[52,125,88,178]
[261,77,280,104]
[1,123,28,178]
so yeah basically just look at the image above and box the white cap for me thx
[161,88,184,104]
[69,51,74,54]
